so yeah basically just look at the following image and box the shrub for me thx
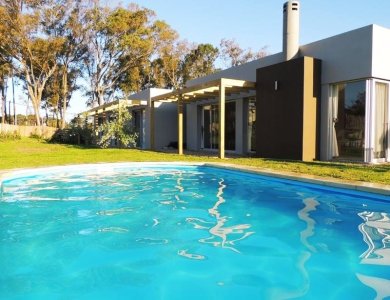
[96,107,137,148]
[29,130,44,140]
[0,130,21,140]
[50,126,94,145]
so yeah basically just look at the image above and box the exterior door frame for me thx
[200,102,236,152]
[368,79,390,163]
[329,79,369,162]
[201,104,218,150]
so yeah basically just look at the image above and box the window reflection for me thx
[248,98,256,152]
[333,81,366,160]
[357,211,390,299]
[358,211,390,265]
[202,102,236,151]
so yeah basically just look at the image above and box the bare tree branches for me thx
[220,38,268,67]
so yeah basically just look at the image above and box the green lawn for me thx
[1,138,389,185]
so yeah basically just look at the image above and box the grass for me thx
[1,138,389,185]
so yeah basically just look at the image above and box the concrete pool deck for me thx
[0,162,389,197]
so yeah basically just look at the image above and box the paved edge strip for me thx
[0,161,389,196]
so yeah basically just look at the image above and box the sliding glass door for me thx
[332,81,366,161]
[331,79,390,163]
[202,105,218,149]
[202,102,236,151]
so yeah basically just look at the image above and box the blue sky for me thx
[113,0,390,55]
[8,0,390,121]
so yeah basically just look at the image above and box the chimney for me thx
[283,1,300,61]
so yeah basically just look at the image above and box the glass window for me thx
[248,98,256,152]
[332,81,366,160]
[202,102,236,151]
[225,102,236,151]
[132,110,143,148]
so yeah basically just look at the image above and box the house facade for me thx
[151,1,390,164]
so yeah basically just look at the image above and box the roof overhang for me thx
[151,78,256,103]
[83,99,146,116]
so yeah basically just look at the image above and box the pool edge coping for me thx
[204,162,390,196]
[0,161,389,196]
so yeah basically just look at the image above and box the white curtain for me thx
[332,86,339,157]
[374,83,388,159]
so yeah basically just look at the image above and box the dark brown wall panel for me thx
[256,57,321,161]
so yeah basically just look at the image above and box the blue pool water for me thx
[0,163,389,299]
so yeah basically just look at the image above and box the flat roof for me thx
[83,99,146,116]
[151,78,256,102]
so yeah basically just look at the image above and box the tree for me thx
[148,21,190,89]
[0,6,14,125]
[41,65,78,128]
[0,0,66,131]
[220,38,268,67]
[181,43,219,83]
[42,0,89,128]
[41,68,61,127]
[0,54,12,125]
[122,21,191,91]
[96,106,137,148]
[84,4,155,106]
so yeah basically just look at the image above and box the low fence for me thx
[0,123,57,138]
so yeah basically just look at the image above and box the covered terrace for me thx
[151,78,256,159]
[83,99,146,128]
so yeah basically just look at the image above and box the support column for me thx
[218,80,226,159]
[150,101,155,150]
[94,111,98,130]
[102,108,107,133]
[178,95,184,155]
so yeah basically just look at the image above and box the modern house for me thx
[151,0,390,164]
[86,0,390,164]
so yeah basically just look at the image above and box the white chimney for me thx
[283,0,300,61]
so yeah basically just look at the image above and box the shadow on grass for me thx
[61,143,99,150]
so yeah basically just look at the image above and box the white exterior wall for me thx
[372,25,390,80]
[186,103,199,151]
[129,88,172,150]
[154,102,178,150]
[300,25,374,85]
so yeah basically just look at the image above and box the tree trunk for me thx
[60,68,68,129]
[56,110,59,128]
[1,87,6,125]
[29,90,42,134]
[12,76,16,125]
[97,90,104,106]
[1,87,4,125]
[8,100,11,124]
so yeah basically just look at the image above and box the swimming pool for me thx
[1,163,389,299]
